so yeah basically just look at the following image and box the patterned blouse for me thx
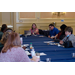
[0,47,31,62]
[30,28,39,35]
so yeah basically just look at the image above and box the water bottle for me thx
[30,43,33,49]
[20,37,23,45]
[31,47,36,57]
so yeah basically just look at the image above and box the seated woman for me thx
[0,28,13,53]
[57,24,67,40]
[30,23,39,35]
[0,24,7,40]
[0,32,39,62]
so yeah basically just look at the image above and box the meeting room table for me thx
[21,35,75,62]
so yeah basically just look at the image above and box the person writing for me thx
[59,26,75,48]
[48,24,59,39]
[0,32,39,62]
[30,23,39,35]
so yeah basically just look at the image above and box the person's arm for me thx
[54,34,58,38]
[48,35,51,38]
[16,47,39,62]
[53,29,60,39]
[29,29,34,35]
[50,34,58,39]
[59,36,67,44]
[34,28,39,34]
[59,40,64,44]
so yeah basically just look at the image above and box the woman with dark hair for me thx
[57,24,67,40]
[0,24,7,40]
[30,23,39,35]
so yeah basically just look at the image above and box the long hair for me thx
[31,23,37,30]
[0,32,11,44]
[2,32,21,53]
[1,24,7,32]
[0,29,13,45]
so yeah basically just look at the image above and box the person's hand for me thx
[48,36,51,38]
[59,40,64,45]
[51,36,55,39]
[22,46,26,50]
[51,37,54,39]
[31,56,40,62]
[34,29,38,33]
[32,32,34,35]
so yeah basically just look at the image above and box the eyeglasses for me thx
[49,27,52,28]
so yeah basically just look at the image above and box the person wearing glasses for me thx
[48,24,59,39]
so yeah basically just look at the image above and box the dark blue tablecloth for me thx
[21,35,75,62]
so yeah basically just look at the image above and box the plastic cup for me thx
[46,58,51,62]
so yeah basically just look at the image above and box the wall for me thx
[14,12,75,35]
[0,12,75,34]
[0,12,14,30]
[0,12,2,26]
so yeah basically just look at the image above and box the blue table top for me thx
[21,35,75,62]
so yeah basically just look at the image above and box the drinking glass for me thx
[46,58,51,62]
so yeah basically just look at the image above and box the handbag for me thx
[63,41,73,48]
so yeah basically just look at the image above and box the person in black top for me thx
[57,24,67,40]
[0,24,7,40]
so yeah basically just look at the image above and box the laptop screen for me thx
[24,30,31,35]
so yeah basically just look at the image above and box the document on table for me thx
[25,48,30,51]
[21,44,29,47]
[44,41,54,43]
[40,52,47,56]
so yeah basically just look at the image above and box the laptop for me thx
[24,30,31,36]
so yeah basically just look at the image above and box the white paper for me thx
[24,44,29,47]
[21,44,29,47]
[40,53,47,56]
[44,41,54,43]
[25,48,30,51]
[25,51,31,55]
[58,44,61,47]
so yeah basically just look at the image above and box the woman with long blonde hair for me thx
[0,32,39,62]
